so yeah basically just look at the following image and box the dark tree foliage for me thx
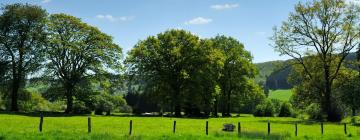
[0,4,47,111]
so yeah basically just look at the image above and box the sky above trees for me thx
[1,0,359,62]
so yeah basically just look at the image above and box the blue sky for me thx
[1,0,309,63]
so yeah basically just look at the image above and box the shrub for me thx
[270,99,282,115]
[351,116,360,125]
[253,100,275,117]
[305,103,323,120]
[94,94,114,115]
[72,101,91,114]
[119,104,132,113]
[278,102,293,117]
[18,90,52,112]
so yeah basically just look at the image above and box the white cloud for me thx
[210,4,239,10]
[96,14,134,22]
[41,0,51,4]
[184,17,212,25]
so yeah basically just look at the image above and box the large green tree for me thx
[211,35,257,117]
[46,14,122,113]
[125,29,223,117]
[0,4,47,111]
[272,0,360,121]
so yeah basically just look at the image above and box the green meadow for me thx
[268,90,293,101]
[0,113,358,140]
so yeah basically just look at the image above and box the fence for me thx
[36,115,356,137]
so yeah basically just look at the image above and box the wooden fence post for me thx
[344,123,347,135]
[267,121,270,135]
[173,121,176,133]
[88,116,91,133]
[206,121,208,135]
[129,120,132,135]
[238,122,241,135]
[321,122,323,135]
[39,114,43,132]
[295,123,297,136]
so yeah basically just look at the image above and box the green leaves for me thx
[125,30,260,116]
[46,13,123,113]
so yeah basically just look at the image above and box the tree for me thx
[125,29,223,117]
[46,14,122,113]
[338,70,360,116]
[0,4,47,111]
[211,35,257,117]
[272,0,360,121]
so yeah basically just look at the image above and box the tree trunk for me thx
[65,86,74,113]
[174,104,181,117]
[174,89,181,117]
[213,99,218,117]
[323,66,339,121]
[352,108,356,117]
[221,95,226,117]
[226,90,231,116]
[10,77,20,111]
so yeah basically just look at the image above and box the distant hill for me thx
[255,52,358,90]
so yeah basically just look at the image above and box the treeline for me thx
[125,31,264,117]
[0,3,265,117]
[0,4,126,115]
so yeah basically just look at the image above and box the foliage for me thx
[125,30,260,117]
[46,13,123,113]
[211,35,257,116]
[0,3,48,111]
[272,0,360,121]
[278,101,293,117]
[337,70,360,116]
[125,29,223,117]
[270,99,282,115]
[16,89,65,112]
[94,94,127,115]
[305,103,323,120]
[253,99,275,117]
[351,116,360,125]
[72,101,91,114]
[235,80,265,114]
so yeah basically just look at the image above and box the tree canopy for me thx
[0,3,48,111]
[46,13,123,113]
[272,0,360,121]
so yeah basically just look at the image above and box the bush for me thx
[119,104,132,113]
[278,102,293,117]
[18,90,52,112]
[351,116,360,125]
[270,99,282,115]
[253,100,275,117]
[305,103,323,120]
[72,101,91,114]
[94,94,114,115]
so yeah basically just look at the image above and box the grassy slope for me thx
[268,89,293,101]
[0,113,358,140]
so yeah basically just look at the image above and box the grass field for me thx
[268,89,293,101]
[0,113,359,140]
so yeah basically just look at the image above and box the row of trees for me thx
[0,4,123,113]
[125,30,264,117]
[0,3,263,116]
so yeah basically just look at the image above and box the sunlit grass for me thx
[0,113,358,139]
[268,89,293,101]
